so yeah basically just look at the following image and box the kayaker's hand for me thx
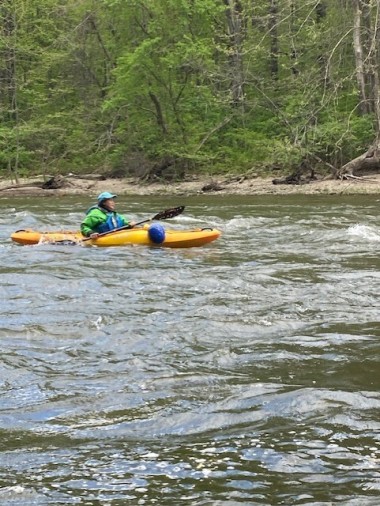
[129,221,136,228]
[90,232,99,239]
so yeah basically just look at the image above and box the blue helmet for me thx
[97,192,117,202]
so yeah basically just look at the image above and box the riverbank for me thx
[0,173,379,197]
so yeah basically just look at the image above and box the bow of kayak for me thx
[11,227,221,248]
[11,230,82,245]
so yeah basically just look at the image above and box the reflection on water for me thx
[0,194,379,505]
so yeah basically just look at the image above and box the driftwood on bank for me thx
[0,181,43,192]
[272,145,380,185]
[0,175,74,193]
[41,175,72,189]
[201,180,225,192]
[272,161,316,185]
[337,145,380,178]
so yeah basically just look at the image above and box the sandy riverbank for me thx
[0,173,379,197]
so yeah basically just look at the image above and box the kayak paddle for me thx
[82,205,185,241]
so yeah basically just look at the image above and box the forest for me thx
[1,0,380,183]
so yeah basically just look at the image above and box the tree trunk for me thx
[2,0,19,184]
[371,5,380,145]
[148,91,168,135]
[353,0,369,114]
[360,0,375,112]
[315,2,330,87]
[224,0,245,105]
[338,0,380,177]
[268,0,279,78]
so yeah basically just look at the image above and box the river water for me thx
[0,194,379,505]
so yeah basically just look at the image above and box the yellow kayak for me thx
[11,225,221,248]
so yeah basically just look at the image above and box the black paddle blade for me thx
[153,206,185,221]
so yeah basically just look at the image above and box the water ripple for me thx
[0,195,379,504]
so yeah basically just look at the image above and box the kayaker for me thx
[81,192,135,239]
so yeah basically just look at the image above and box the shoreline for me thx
[0,174,379,197]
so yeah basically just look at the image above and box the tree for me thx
[1,0,379,182]
[103,0,232,177]
[0,0,20,182]
[223,0,245,105]
[339,0,380,177]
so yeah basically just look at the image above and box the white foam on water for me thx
[348,224,380,242]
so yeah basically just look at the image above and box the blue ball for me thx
[148,223,166,244]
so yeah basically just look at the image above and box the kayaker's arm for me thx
[120,215,135,229]
[81,214,105,237]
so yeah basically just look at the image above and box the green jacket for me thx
[81,206,130,237]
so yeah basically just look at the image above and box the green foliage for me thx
[0,0,378,179]
[309,114,374,164]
